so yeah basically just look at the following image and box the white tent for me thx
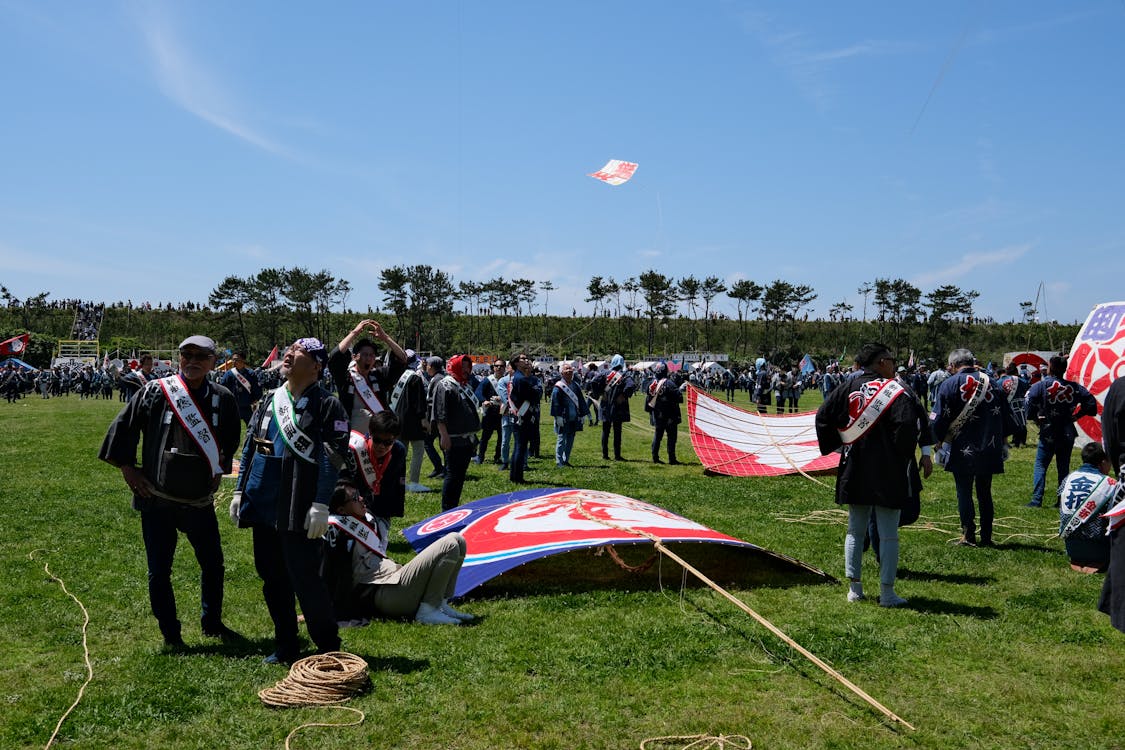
[630,361,658,372]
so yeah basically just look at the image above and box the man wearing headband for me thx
[230,337,351,664]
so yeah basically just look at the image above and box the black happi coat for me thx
[815,369,919,510]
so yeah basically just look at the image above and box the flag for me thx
[799,354,815,375]
[102,351,109,369]
[0,333,30,357]
[907,350,915,369]
[261,345,279,368]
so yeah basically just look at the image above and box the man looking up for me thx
[230,338,351,664]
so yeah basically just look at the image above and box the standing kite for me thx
[1067,301,1125,445]
[687,385,839,477]
[588,159,638,186]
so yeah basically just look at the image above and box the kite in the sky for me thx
[588,159,638,186]
[1067,301,1125,445]
[686,385,839,477]
[402,487,829,597]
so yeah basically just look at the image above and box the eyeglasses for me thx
[370,437,396,446]
[180,350,212,362]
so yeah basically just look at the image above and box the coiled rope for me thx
[258,652,369,750]
[28,549,92,750]
[640,734,752,749]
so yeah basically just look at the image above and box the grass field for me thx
[1,390,1122,749]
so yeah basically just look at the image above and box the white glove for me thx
[229,492,242,525]
[305,502,330,539]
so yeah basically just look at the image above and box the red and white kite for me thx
[588,159,638,186]
[687,385,839,477]
[1066,301,1125,445]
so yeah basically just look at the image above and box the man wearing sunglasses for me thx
[100,335,242,648]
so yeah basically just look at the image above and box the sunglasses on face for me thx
[180,350,212,362]
[370,437,396,446]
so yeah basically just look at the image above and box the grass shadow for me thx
[354,654,431,675]
[901,596,999,619]
[896,567,996,585]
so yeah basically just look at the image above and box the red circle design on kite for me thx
[418,508,472,535]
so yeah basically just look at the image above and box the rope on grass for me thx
[640,733,752,749]
[598,544,659,573]
[258,652,369,750]
[28,549,93,750]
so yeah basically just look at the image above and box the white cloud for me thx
[912,243,1030,286]
[132,5,291,157]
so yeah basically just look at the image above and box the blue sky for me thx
[2,1,1122,325]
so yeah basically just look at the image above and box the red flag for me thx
[0,333,30,357]
[261,345,279,368]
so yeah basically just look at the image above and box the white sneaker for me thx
[406,482,432,493]
[415,602,460,625]
[847,590,866,602]
[879,592,908,608]
[439,600,475,622]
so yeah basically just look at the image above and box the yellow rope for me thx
[571,498,915,730]
[28,550,93,750]
[258,652,370,750]
[640,733,752,749]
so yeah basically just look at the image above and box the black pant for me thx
[442,441,474,510]
[252,525,340,657]
[140,500,225,642]
[652,423,678,462]
[511,424,535,482]
[479,412,501,462]
[601,421,623,458]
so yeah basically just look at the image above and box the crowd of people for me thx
[814,343,1122,636]
[93,324,708,662]
[49,323,1121,662]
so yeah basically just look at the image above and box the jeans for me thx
[953,471,994,537]
[478,412,501,462]
[442,441,474,510]
[252,525,340,656]
[845,504,900,587]
[555,426,577,465]
[139,500,225,641]
[499,420,514,466]
[511,424,534,482]
[407,439,425,483]
[1031,439,1072,505]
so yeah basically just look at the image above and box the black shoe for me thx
[669,459,680,465]
[203,623,246,642]
[264,650,298,666]
[602,454,610,460]
[652,457,664,464]
[163,634,186,650]
[614,456,624,461]
[1025,500,1042,508]
[428,469,445,479]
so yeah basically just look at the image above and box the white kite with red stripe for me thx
[1066,301,1125,446]
[588,159,638,186]
[686,385,839,477]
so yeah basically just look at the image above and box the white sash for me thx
[232,368,253,394]
[555,379,582,410]
[838,378,907,445]
[1060,473,1118,538]
[271,386,317,464]
[348,430,381,492]
[648,378,668,409]
[443,374,480,409]
[946,372,990,442]
[157,374,222,476]
[348,361,384,414]
[389,368,418,411]
[328,513,385,558]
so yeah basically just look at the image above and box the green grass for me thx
[2,391,1123,749]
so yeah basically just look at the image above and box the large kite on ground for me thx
[402,487,830,597]
[686,385,839,477]
[1067,301,1125,445]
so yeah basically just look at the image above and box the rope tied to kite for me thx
[258,652,369,750]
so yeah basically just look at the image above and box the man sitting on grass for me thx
[1058,442,1115,573]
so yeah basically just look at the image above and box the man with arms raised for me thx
[329,319,409,432]
[100,335,241,648]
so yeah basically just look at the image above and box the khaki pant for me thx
[356,534,466,619]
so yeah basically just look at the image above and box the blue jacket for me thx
[1025,375,1097,445]
[931,368,1016,475]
